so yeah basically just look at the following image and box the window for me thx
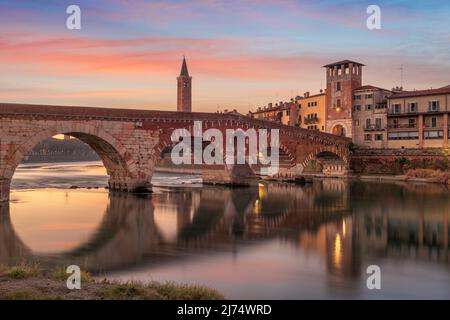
[375,118,382,129]
[429,101,439,112]
[364,134,372,141]
[354,105,361,111]
[354,95,361,100]
[336,82,341,91]
[424,130,443,139]
[375,134,383,141]
[354,120,360,126]
[365,104,373,111]
[336,99,341,107]
[286,109,290,116]
[408,118,416,128]
[408,102,418,113]
[388,131,419,140]
[392,104,401,114]
[431,117,437,128]
[365,94,373,99]
[366,118,371,128]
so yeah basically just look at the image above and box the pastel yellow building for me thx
[297,92,327,132]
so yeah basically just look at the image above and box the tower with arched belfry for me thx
[177,57,192,112]
[323,60,364,138]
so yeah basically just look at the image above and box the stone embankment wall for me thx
[351,148,450,175]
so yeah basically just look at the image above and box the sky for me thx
[0,0,449,113]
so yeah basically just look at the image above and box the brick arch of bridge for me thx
[1,123,140,191]
[300,144,349,170]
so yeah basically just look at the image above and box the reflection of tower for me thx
[325,217,360,281]
[176,193,194,232]
[177,56,192,112]
[323,60,364,138]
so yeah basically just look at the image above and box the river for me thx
[1,161,449,299]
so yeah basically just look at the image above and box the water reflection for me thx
[1,179,449,298]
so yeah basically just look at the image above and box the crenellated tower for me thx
[323,60,364,137]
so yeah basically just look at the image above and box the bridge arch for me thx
[302,145,349,176]
[302,145,348,167]
[2,123,142,197]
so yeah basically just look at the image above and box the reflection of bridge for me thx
[0,183,348,271]
[0,181,448,275]
[0,103,351,202]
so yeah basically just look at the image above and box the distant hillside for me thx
[23,138,100,163]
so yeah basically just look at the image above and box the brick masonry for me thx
[0,103,351,201]
[351,148,450,174]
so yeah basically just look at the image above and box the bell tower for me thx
[323,60,364,137]
[177,56,192,112]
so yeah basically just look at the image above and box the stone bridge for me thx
[0,103,351,202]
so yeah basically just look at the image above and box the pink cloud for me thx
[0,31,322,81]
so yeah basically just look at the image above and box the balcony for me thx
[424,125,443,130]
[388,111,402,116]
[388,123,417,130]
[427,107,440,113]
[364,125,384,131]
[304,117,319,125]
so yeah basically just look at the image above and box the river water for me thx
[1,161,449,299]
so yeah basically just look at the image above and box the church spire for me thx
[180,56,190,77]
[177,56,192,112]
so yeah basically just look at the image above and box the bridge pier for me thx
[0,179,11,203]
[108,178,152,194]
[322,163,350,177]
[202,164,258,187]
[276,164,304,179]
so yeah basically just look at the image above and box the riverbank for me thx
[0,265,224,300]
[297,171,450,185]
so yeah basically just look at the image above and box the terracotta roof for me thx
[251,104,290,114]
[297,92,326,99]
[390,87,450,99]
[323,60,365,68]
[354,85,391,92]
